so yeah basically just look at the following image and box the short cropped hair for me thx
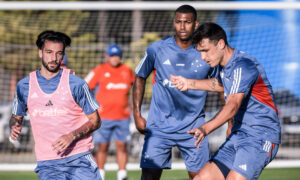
[36,30,71,50]
[174,5,197,21]
[192,22,228,45]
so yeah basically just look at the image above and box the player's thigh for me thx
[194,161,225,180]
[93,119,115,143]
[211,132,238,178]
[140,134,175,169]
[177,136,210,173]
[232,136,279,180]
[115,140,127,152]
[112,118,131,142]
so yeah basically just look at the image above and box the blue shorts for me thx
[140,133,210,172]
[93,118,131,144]
[36,153,101,180]
[212,131,279,180]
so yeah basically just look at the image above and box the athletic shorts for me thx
[212,131,279,180]
[93,118,131,144]
[140,133,210,172]
[36,153,101,180]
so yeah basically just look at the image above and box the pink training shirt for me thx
[27,69,94,161]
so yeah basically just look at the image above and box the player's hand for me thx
[134,115,146,134]
[52,133,75,154]
[170,75,188,91]
[10,122,22,141]
[187,127,207,148]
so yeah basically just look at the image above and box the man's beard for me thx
[42,59,61,73]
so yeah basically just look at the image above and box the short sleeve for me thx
[85,66,100,90]
[135,45,155,78]
[229,60,259,96]
[70,75,100,115]
[12,77,29,116]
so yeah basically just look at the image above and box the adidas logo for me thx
[45,100,53,106]
[163,59,171,65]
[239,164,247,171]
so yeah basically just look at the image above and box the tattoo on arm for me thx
[72,121,95,140]
[190,81,196,88]
[9,115,23,128]
[210,78,217,89]
[72,111,101,140]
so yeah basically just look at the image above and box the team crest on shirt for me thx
[191,59,203,72]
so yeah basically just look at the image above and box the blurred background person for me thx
[61,54,69,69]
[85,44,135,180]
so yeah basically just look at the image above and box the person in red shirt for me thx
[85,44,134,180]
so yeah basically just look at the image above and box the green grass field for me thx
[0,168,299,180]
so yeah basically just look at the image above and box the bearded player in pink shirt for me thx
[9,30,102,180]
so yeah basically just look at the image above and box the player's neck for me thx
[220,46,234,67]
[174,36,192,50]
[40,67,60,80]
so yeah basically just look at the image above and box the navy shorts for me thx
[36,153,101,180]
[140,133,210,172]
[93,118,131,144]
[212,131,279,180]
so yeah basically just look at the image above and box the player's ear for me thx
[217,39,226,50]
[194,21,199,30]
[38,49,43,59]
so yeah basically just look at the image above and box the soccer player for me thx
[170,22,281,180]
[9,30,102,180]
[85,44,135,180]
[133,5,216,180]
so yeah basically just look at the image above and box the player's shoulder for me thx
[148,36,171,50]
[17,75,30,89]
[69,73,86,87]
[233,50,257,69]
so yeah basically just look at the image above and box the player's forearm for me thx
[133,76,146,117]
[9,115,23,128]
[71,110,101,141]
[187,78,224,92]
[202,96,240,135]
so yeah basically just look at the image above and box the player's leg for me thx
[92,119,114,180]
[113,118,131,180]
[96,143,110,169]
[177,135,210,180]
[115,140,128,180]
[193,161,225,180]
[140,134,174,180]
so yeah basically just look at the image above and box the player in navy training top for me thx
[133,5,220,180]
[171,22,281,180]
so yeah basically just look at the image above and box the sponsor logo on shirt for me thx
[31,108,68,117]
[106,83,128,90]
[163,59,171,65]
[162,79,174,88]
[176,63,185,67]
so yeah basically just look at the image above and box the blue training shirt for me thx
[135,36,214,139]
[217,49,281,144]
[12,69,99,116]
